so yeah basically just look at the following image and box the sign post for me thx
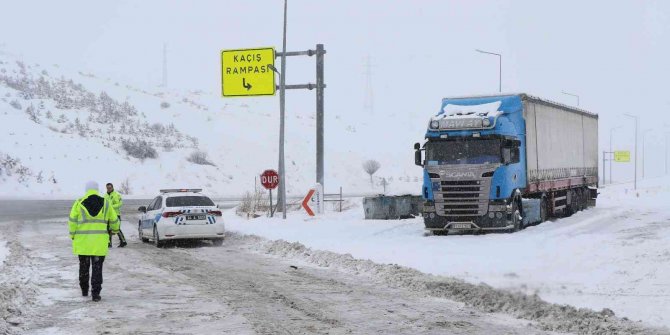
[260,169,280,217]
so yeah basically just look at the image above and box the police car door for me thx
[141,196,160,235]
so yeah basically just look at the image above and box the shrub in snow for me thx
[121,139,158,160]
[160,101,170,109]
[187,150,215,166]
[9,100,21,110]
[25,105,40,124]
[236,186,270,219]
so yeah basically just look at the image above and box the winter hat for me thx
[85,181,99,192]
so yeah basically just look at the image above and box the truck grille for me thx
[433,178,492,217]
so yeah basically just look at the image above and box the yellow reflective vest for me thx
[68,190,119,256]
[105,190,123,216]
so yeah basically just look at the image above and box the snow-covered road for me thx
[2,218,557,335]
[226,180,670,331]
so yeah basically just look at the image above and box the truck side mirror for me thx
[138,206,147,213]
[502,148,512,165]
[414,143,423,166]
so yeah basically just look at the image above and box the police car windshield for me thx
[166,196,215,207]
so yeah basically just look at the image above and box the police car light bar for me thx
[159,189,203,193]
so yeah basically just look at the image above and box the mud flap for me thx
[588,186,598,207]
[521,198,541,226]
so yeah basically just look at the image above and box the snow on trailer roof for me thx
[442,93,598,119]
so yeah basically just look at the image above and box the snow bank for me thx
[225,179,670,330]
[0,225,38,335]
[0,240,7,267]
[227,232,665,335]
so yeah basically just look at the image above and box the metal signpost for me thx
[222,1,326,220]
[272,45,327,215]
[260,169,280,217]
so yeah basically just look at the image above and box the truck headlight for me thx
[488,212,495,219]
[496,212,503,219]
[482,118,491,127]
[430,120,440,129]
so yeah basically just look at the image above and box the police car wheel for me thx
[138,222,148,242]
[153,226,164,248]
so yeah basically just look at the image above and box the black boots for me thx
[82,288,88,297]
[92,295,101,302]
[118,241,127,248]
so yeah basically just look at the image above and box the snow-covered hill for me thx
[0,49,423,199]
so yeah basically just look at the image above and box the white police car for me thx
[137,189,224,247]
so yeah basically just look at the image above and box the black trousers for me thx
[109,216,126,244]
[79,255,105,295]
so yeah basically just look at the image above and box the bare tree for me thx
[118,178,132,195]
[362,160,381,186]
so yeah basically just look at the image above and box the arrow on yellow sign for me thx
[243,78,252,91]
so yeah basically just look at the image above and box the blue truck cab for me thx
[414,93,598,234]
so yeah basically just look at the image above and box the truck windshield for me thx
[425,139,501,164]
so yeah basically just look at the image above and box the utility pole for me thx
[277,0,288,218]
[624,114,638,190]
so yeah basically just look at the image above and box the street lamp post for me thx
[609,126,622,184]
[475,49,501,92]
[561,91,580,106]
[623,114,638,190]
[642,129,652,179]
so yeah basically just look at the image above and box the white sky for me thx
[2,0,670,182]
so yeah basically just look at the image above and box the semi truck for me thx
[414,93,598,234]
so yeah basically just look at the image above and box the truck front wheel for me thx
[510,200,523,232]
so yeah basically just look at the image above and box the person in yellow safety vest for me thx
[105,182,127,248]
[68,181,119,302]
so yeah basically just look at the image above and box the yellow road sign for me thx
[221,47,275,97]
[614,151,630,162]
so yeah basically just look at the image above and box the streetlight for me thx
[642,128,652,179]
[561,91,580,106]
[623,114,638,190]
[609,126,623,184]
[475,49,501,92]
